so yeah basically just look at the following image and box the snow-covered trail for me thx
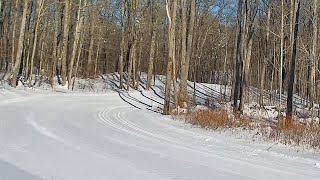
[0,90,319,180]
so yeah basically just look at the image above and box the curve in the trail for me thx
[95,107,260,179]
[0,91,320,180]
[95,105,320,179]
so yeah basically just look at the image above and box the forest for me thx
[0,0,319,122]
[1,1,320,178]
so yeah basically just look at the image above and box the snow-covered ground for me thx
[0,74,320,180]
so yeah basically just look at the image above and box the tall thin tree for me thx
[11,0,28,87]
[146,1,159,90]
[180,0,195,107]
[286,0,300,121]
[119,0,126,89]
[29,0,45,87]
[163,0,178,115]
[308,0,318,119]
[68,0,85,89]
[60,0,70,86]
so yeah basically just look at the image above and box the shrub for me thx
[270,118,320,149]
[186,109,254,130]
[185,109,320,150]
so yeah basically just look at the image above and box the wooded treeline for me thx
[0,0,319,120]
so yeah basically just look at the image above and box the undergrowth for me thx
[185,109,254,130]
[182,108,320,150]
[270,119,320,149]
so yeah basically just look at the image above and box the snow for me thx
[0,74,320,179]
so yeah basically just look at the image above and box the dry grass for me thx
[186,109,254,130]
[270,119,320,149]
[185,109,320,150]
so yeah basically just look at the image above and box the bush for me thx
[186,109,254,130]
[270,119,320,149]
[185,109,320,150]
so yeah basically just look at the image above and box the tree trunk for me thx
[11,0,28,87]
[146,1,159,90]
[52,1,61,85]
[127,0,138,90]
[233,0,243,109]
[163,0,177,115]
[60,0,70,86]
[239,0,259,113]
[68,0,85,89]
[119,0,126,89]
[87,6,96,78]
[260,1,271,106]
[29,0,44,87]
[238,0,249,113]
[94,27,102,78]
[222,20,228,101]
[179,0,187,107]
[72,34,84,90]
[279,0,285,118]
[11,0,19,72]
[135,26,143,89]
[0,0,3,38]
[286,0,300,121]
[180,0,195,107]
[309,0,318,119]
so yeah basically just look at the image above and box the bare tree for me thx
[52,1,61,85]
[29,0,45,87]
[179,0,195,107]
[308,0,318,119]
[286,0,301,121]
[163,0,178,115]
[60,0,70,86]
[68,0,85,89]
[146,1,159,90]
[279,0,284,118]
[87,5,96,78]
[1,0,319,123]
[126,0,138,90]
[239,0,259,113]
[0,0,3,38]
[10,0,19,72]
[11,0,28,87]
[233,0,243,110]
[119,0,126,89]
[259,1,272,106]
[179,0,187,107]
